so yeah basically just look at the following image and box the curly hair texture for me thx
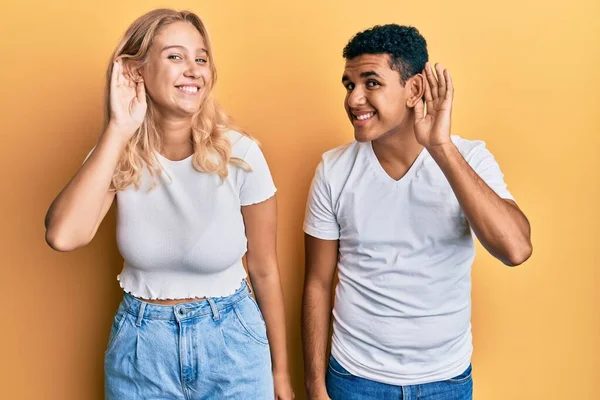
[106,9,249,191]
[343,24,428,85]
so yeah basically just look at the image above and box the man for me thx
[302,24,532,400]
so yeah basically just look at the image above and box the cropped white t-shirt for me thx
[89,130,276,299]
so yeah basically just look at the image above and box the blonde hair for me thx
[105,9,248,190]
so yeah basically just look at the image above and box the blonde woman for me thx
[45,9,294,400]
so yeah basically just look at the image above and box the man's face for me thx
[342,54,410,142]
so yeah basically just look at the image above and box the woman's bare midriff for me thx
[139,297,206,305]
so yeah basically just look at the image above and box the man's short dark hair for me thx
[343,24,428,85]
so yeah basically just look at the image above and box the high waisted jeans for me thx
[104,280,274,399]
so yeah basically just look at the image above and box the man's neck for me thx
[371,128,424,181]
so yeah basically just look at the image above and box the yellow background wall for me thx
[1,0,598,398]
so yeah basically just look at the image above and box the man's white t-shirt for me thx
[303,136,514,385]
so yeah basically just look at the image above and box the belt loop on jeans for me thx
[207,298,220,321]
[136,302,147,327]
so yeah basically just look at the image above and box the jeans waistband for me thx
[120,279,250,322]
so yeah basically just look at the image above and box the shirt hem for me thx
[331,340,472,386]
[240,187,277,206]
[303,225,340,240]
[117,271,248,300]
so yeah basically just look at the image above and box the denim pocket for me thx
[232,296,269,345]
[328,356,354,378]
[105,307,128,355]
[447,364,472,384]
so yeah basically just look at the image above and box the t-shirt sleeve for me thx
[239,141,277,206]
[466,141,514,201]
[303,160,340,240]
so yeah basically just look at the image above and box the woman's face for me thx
[140,21,212,119]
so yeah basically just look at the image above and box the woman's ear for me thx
[122,60,143,83]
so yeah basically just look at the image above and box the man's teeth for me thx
[356,112,374,121]
[177,86,198,93]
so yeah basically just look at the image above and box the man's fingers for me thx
[435,63,446,99]
[425,62,439,100]
[414,97,425,121]
[444,69,454,101]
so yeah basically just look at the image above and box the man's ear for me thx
[406,73,425,108]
